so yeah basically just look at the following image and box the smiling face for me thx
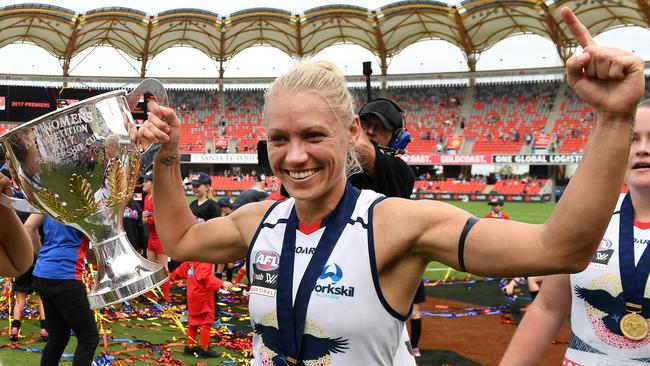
[625,107,650,192]
[265,90,359,205]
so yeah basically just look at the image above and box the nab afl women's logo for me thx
[598,238,613,251]
[255,251,280,271]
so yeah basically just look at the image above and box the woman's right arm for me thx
[139,102,270,264]
[500,274,573,366]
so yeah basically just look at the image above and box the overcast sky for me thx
[0,0,648,78]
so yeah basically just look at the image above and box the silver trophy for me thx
[0,80,169,309]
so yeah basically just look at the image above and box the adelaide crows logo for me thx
[253,322,349,365]
[576,285,650,345]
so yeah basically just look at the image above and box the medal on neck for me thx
[618,193,650,340]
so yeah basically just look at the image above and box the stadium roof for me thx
[0,0,647,77]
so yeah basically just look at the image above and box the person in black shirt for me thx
[350,98,415,199]
[123,198,145,256]
[351,97,422,357]
[169,171,221,274]
[189,172,221,223]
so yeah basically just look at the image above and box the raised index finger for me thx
[561,7,596,48]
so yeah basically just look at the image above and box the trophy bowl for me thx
[0,80,169,309]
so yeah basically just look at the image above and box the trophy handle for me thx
[0,192,40,213]
[126,79,170,174]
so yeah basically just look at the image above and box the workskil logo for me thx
[254,251,280,272]
[315,263,355,299]
[319,264,343,283]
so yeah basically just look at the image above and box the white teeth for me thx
[289,170,316,179]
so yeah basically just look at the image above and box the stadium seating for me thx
[414,178,486,194]
[165,80,561,155]
[210,175,255,191]
[0,122,18,135]
[465,81,558,153]
[491,178,547,195]
[5,76,648,155]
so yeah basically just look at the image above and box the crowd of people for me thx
[0,7,648,365]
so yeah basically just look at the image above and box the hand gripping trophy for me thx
[0,80,169,309]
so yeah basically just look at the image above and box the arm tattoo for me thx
[158,153,178,167]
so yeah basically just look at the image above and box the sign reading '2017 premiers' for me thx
[492,154,583,165]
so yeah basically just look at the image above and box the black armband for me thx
[458,216,479,272]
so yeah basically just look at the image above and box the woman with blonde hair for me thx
[138,8,645,365]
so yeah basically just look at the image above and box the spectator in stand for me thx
[485,198,510,220]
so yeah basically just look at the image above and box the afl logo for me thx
[598,238,613,251]
[255,251,280,271]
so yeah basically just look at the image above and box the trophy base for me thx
[87,232,171,309]
[88,266,169,309]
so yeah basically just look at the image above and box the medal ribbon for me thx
[277,182,360,364]
[619,193,650,311]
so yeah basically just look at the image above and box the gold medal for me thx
[620,312,649,341]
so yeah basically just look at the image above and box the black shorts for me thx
[413,281,426,304]
[13,263,36,294]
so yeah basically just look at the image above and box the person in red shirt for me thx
[170,261,232,358]
[484,198,510,220]
[142,173,171,302]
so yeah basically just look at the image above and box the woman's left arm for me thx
[379,8,645,278]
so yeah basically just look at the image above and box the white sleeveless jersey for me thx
[247,190,414,365]
[566,197,650,365]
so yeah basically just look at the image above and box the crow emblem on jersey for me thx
[254,323,348,365]
[575,286,650,339]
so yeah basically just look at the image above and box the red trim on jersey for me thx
[635,220,650,230]
[74,236,89,280]
[267,190,286,201]
[298,220,322,235]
